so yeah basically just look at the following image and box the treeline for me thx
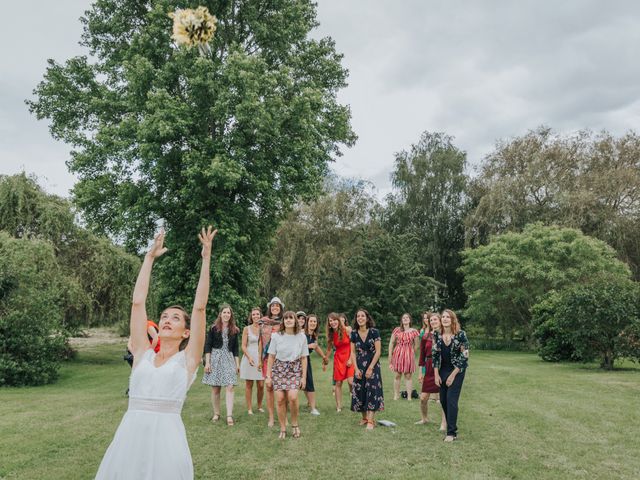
[0,174,140,386]
[261,128,640,369]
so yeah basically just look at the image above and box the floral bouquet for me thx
[168,6,217,56]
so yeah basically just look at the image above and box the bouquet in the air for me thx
[168,6,217,56]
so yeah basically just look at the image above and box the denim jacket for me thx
[432,330,469,372]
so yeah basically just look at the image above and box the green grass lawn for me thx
[1,343,639,480]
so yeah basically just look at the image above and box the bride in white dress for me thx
[96,226,216,480]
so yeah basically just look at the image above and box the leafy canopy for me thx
[28,0,355,316]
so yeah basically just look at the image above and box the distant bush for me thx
[0,233,68,386]
[532,278,640,369]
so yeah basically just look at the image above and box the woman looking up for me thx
[96,226,216,480]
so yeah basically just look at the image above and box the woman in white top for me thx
[95,226,216,480]
[266,310,309,439]
[239,307,264,415]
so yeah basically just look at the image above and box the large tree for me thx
[384,131,469,308]
[28,0,355,314]
[466,126,640,278]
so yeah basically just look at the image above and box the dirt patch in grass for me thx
[69,328,124,350]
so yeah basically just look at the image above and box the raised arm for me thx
[130,231,167,357]
[185,226,217,372]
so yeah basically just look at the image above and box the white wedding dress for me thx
[96,349,197,479]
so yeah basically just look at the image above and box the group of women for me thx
[201,298,470,442]
[95,228,470,480]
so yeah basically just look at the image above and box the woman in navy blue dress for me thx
[350,309,384,430]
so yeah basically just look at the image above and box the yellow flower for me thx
[168,6,217,52]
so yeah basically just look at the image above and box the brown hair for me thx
[442,309,461,335]
[428,312,442,334]
[212,304,240,335]
[421,311,432,332]
[161,305,191,351]
[306,314,320,339]
[399,312,412,331]
[247,307,262,325]
[279,310,301,335]
[326,312,346,343]
[352,309,375,330]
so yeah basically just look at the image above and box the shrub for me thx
[532,278,640,369]
[0,233,68,386]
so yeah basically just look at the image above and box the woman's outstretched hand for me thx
[198,226,217,258]
[147,230,168,259]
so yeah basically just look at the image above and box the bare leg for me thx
[276,390,287,438]
[256,380,264,410]
[288,390,301,438]
[212,386,221,419]
[245,380,254,413]
[225,385,235,423]
[417,392,429,423]
[404,373,413,401]
[366,410,375,430]
[267,383,275,426]
[440,402,447,431]
[335,380,343,411]
[393,373,401,400]
[306,391,316,410]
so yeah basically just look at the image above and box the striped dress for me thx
[390,327,419,374]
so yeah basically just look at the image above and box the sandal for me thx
[366,420,375,430]
[212,414,220,422]
[278,429,286,440]
[359,418,368,426]
[227,416,235,426]
[292,425,301,438]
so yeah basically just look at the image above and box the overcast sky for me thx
[2,1,640,198]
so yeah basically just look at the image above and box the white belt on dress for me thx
[128,397,183,414]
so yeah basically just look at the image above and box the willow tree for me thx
[28,0,355,314]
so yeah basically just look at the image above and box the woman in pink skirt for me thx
[388,313,420,400]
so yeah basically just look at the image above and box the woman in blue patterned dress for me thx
[350,309,384,430]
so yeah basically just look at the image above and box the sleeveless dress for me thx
[96,349,197,479]
[332,330,355,381]
[351,329,384,412]
[390,327,419,373]
[419,332,439,393]
[240,327,264,381]
[304,334,316,392]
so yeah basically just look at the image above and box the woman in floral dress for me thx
[202,305,240,425]
[350,309,383,430]
[388,313,420,400]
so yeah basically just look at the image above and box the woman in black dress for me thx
[350,309,384,430]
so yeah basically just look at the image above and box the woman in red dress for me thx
[416,312,446,430]
[388,313,420,400]
[326,312,354,412]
